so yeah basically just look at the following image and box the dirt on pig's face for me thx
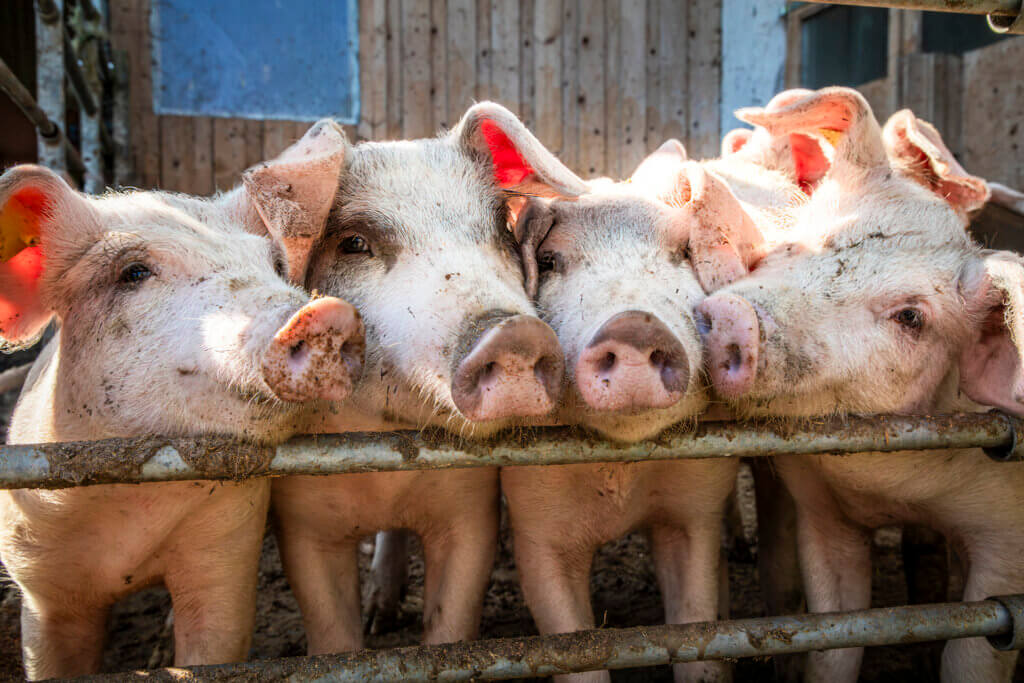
[304,139,537,435]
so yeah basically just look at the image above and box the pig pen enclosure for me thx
[2,0,1024,680]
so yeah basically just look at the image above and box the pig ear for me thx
[454,102,588,198]
[988,182,1024,215]
[958,252,1024,415]
[629,139,688,196]
[666,164,766,292]
[0,165,96,348]
[737,87,887,184]
[512,197,556,299]
[242,119,348,284]
[883,110,990,214]
[721,128,753,156]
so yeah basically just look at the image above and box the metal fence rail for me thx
[3,412,1021,489]
[74,596,1024,681]
[805,0,1024,33]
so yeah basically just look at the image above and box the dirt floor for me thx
[0,368,1020,681]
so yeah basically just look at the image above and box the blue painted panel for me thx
[152,0,359,123]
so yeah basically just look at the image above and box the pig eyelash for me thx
[891,307,925,334]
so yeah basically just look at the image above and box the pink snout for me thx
[261,297,365,402]
[452,315,565,422]
[695,294,760,399]
[575,311,688,413]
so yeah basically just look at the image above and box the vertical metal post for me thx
[79,0,106,193]
[35,0,66,173]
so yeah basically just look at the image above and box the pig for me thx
[0,160,364,678]
[499,141,795,683]
[696,87,1024,682]
[264,103,586,654]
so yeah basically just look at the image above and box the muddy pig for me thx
[697,87,1024,682]
[263,104,586,653]
[500,141,790,683]
[0,160,364,678]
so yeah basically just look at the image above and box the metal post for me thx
[77,2,106,193]
[0,412,1021,489]
[804,0,1019,14]
[74,597,1024,681]
[35,0,65,173]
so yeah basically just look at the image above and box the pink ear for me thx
[243,119,348,284]
[455,102,587,198]
[0,169,70,347]
[674,164,766,292]
[721,129,752,156]
[629,139,689,200]
[736,87,887,180]
[959,253,1024,415]
[883,109,990,214]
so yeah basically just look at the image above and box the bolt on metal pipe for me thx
[1,412,1021,490]
[74,596,1024,681]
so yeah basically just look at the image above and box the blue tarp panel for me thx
[151,0,359,123]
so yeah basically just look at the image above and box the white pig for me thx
[696,87,1024,682]
[0,161,364,678]
[262,104,587,654]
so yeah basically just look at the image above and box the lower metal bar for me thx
[2,412,1020,489]
[75,597,1021,681]
[805,0,1020,15]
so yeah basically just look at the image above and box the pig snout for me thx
[575,311,689,412]
[452,315,565,421]
[261,297,365,403]
[696,294,760,399]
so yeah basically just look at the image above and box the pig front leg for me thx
[364,529,412,635]
[20,594,109,679]
[166,481,270,666]
[420,503,499,645]
[940,549,1023,682]
[796,508,872,683]
[651,522,732,683]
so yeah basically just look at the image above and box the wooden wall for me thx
[107,0,723,193]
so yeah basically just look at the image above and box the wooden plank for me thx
[577,0,605,176]
[365,0,389,140]
[262,121,293,159]
[191,117,214,195]
[686,0,721,159]
[430,0,448,130]
[358,0,375,140]
[446,0,476,126]
[784,9,801,89]
[244,119,264,169]
[560,0,580,173]
[533,1,563,154]
[618,0,646,173]
[961,38,1024,188]
[658,0,687,144]
[401,0,432,138]
[159,115,191,193]
[475,0,493,102]
[213,118,247,191]
[519,0,534,129]
[644,0,660,154]
[386,0,403,139]
[604,0,622,176]
[138,0,160,187]
[490,0,521,115]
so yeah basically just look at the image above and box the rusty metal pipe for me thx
[75,597,1023,681]
[805,0,1020,15]
[0,56,86,176]
[1,412,1021,489]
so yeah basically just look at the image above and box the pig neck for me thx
[7,333,92,444]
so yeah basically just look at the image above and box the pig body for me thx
[501,149,774,683]
[699,89,1022,681]
[268,105,583,653]
[0,165,363,678]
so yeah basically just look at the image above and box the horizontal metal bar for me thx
[2,412,1020,489]
[76,596,1022,681]
[804,0,1020,15]
[0,56,86,177]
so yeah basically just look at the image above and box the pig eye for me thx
[120,262,152,286]
[339,234,372,255]
[892,307,924,332]
[537,252,557,274]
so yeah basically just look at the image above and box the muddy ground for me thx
[0,373,1019,681]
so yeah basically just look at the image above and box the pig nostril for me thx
[696,311,712,337]
[598,352,616,373]
[726,343,743,373]
[649,349,666,371]
[482,361,498,382]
